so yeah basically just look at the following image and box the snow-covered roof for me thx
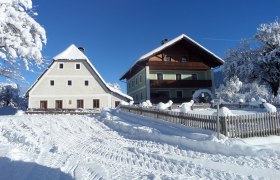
[53,44,89,60]
[139,34,224,63]
[26,44,132,101]
[120,34,224,80]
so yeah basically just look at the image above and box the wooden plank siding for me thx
[120,105,280,138]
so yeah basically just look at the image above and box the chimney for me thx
[161,38,169,45]
[78,47,85,53]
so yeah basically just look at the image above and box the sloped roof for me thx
[53,44,88,60]
[139,34,224,63]
[120,34,224,80]
[26,44,132,101]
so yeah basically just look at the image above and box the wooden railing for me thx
[119,105,280,138]
[150,80,212,88]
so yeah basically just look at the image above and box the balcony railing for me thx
[150,80,212,88]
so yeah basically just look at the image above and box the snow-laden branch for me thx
[0,0,46,71]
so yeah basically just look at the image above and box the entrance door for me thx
[40,101,47,109]
[55,100,63,109]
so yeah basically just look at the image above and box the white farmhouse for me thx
[26,44,132,110]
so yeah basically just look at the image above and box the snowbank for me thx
[263,103,277,113]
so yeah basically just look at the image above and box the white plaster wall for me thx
[28,60,128,109]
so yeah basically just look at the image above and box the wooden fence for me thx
[120,105,280,138]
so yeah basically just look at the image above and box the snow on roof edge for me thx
[120,34,224,79]
[85,59,133,100]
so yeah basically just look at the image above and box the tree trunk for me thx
[271,82,280,97]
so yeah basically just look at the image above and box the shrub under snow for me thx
[263,103,277,113]
[212,107,234,116]
[179,100,194,113]
[156,100,173,110]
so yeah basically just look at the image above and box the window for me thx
[115,101,120,107]
[140,75,142,82]
[50,80,54,86]
[77,99,84,108]
[136,78,138,85]
[164,56,171,62]
[128,82,131,89]
[176,74,181,80]
[40,101,47,109]
[85,80,89,86]
[181,55,189,62]
[192,74,198,80]
[76,63,81,69]
[157,73,163,80]
[55,100,63,109]
[68,80,72,86]
[136,94,139,101]
[93,99,100,108]
[140,92,143,100]
[176,91,183,98]
[59,63,64,69]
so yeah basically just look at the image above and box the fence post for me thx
[216,97,221,139]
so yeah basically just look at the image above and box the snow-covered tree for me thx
[0,0,46,78]
[0,83,26,108]
[216,76,271,102]
[216,76,243,101]
[254,19,280,97]
[223,19,280,97]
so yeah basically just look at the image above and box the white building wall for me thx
[28,60,127,109]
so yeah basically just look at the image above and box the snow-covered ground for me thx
[0,108,279,179]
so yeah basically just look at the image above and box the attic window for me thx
[50,80,54,86]
[181,56,189,62]
[68,80,72,86]
[164,56,171,62]
[59,63,64,69]
[76,63,81,69]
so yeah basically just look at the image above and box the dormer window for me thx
[164,56,171,62]
[76,63,81,69]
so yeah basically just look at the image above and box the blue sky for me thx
[18,0,280,93]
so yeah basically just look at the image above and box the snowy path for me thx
[0,110,279,179]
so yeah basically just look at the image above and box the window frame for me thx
[157,73,163,80]
[176,74,182,80]
[181,55,189,63]
[176,91,183,98]
[77,99,84,108]
[59,63,64,69]
[55,100,63,109]
[40,100,48,109]
[93,99,100,108]
[191,74,198,80]
[75,63,81,70]
[115,101,120,108]
[50,80,54,86]
[164,56,171,62]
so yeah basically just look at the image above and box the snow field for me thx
[0,110,279,179]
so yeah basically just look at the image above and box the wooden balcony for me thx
[150,80,212,88]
